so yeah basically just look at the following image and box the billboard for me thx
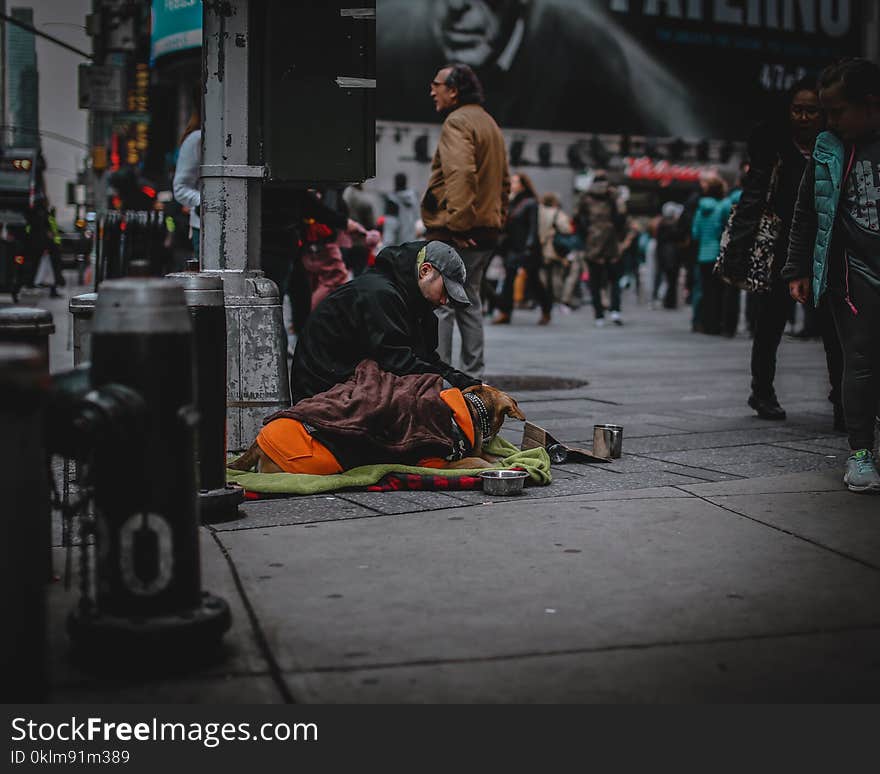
[151,0,203,62]
[376,0,862,138]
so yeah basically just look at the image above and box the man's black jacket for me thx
[289,241,480,404]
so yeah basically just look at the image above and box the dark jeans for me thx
[498,251,552,316]
[697,264,740,335]
[750,279,795,399]
[751,278,843,406]
[697,263,720,332]
[720,285,740,336]
[587,260,621,319]
[662,255,681,309]
[652,255,663,301]
[830,271,880,451]
[800,297,823,336]
[682,246,696,300]
[819,300,844,409]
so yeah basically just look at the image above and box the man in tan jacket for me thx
[422,63,509,381]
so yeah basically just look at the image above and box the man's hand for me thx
[453,236,477,249]
[789,277,810,304]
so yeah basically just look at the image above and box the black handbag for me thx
[715,162,780,294]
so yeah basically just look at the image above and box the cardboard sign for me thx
[520,422,610,464]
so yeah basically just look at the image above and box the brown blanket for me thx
[265,359,457,457]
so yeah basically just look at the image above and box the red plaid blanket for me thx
[366,472,483,492]
[241,471,486,500]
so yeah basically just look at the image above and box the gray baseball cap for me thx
[418,241,469,308]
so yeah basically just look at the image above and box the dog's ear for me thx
[503,396,526,422]
[482,384,527,423]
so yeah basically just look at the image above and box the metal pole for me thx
[202,0,290,452]
[201,0,261,272]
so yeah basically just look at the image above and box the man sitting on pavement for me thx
[290,240,481,404]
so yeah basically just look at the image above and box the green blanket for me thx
[226,436,551,495]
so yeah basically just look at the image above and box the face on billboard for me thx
[431,0,527,68]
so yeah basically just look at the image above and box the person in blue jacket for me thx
[691,174,728,334]
[784,58,880,494]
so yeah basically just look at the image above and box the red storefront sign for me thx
[625,157,707,186]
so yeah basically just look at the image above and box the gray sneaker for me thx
[843,449,880,493]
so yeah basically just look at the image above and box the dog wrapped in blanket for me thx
[228,359,526,474]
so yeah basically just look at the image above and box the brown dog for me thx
[229,383,526,474]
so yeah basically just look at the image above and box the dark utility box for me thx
[261,0,375,185]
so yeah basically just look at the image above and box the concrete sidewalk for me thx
[19,277,879,702]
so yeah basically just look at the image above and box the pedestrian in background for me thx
[576,171,626,327]
[383,172,419,245]
[691,173,728,334]
[717,179,743,338]
[538,192,582,309]
[679,185,701,306]
[172,91,202,262]
[422,63,510,380]
[300,188,363,311]
[618,214,644,300]
[654,201,688,309]
[724,76,840,422]
[784,58,880,493]
[493,172,552,325]
[342,183,376,277]
[261,187,365,341]
[45,206,65,297]
[27,202,60,297]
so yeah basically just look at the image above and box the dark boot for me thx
[748,393,787,420]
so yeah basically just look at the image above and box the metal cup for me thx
[593,424,623,459]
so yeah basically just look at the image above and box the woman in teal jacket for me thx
[783,58,880,494]
[691,174,729,333]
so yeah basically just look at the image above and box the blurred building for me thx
[4,5,38,148]
[66,1,880,220]
[371,0,875,213]
[145,0,201,187]
[1,0,90,227]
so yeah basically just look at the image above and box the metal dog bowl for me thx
[480,469,528,496]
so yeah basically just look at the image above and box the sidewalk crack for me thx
[672,487,880,573]
[281,622,880,676]
[208,528,297,703]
